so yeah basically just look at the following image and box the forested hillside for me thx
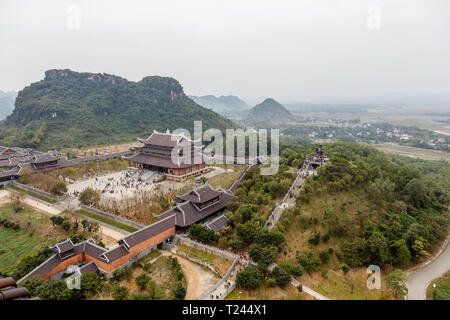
[247,98,293,122]
[0,69,235,150]
[227,142,449,298]
[280,142,449,269]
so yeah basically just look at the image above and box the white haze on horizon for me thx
[0,0,449,104]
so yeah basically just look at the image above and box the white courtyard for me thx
[67,166,233,201]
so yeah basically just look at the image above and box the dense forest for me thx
[0,69,235,150]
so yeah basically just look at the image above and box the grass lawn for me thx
[308,269,394,300]
[8,185,57,204]
[208,165,246,189]
[427,271,450,300]
[277,189,398,300]
[0,204,65,273]
[75,209,138,233]
[226,282,313,300]
[279,190,369,268]
[176,245,233,276]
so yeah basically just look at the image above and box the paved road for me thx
[407,235,450,300]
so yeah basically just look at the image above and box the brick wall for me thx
[43,225,176,277]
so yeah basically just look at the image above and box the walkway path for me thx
[406,233,450,300]
[0,189,127,245]
[203,255,249,300]
[268,263,330,300]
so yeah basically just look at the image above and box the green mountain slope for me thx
[247,98,293,121]
[0,69,235,150]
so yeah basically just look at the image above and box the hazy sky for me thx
[1,0,449,102]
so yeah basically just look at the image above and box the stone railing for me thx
[228,164,257,192]
[263,171,301,229]
[11,181,62,201]
[70,210,131,236]
[79,204,146,229]
[199,256,239,300]
[177,237,237,260]
[171,248,222,277]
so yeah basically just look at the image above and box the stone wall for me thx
[80,204,146,229]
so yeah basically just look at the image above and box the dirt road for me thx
[160,251,217,300]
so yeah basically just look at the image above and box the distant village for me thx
[282,119,450,152]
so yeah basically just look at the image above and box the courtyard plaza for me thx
[66,166,233,201]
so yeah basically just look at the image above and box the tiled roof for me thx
[159,190,233,227]
[50,239,75,254]
[0,167,20,179]
[125,152,203,169]
[78,261,99,274]
[100,244,129,263]
[139,132,188,147]
[18,239,108,283]
[177,183,223,203]
[120,214,176,248]
[206,215,230,232]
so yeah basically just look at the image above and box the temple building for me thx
[0,145,133,187]
[18,183,233,284]
[124,131,208,181]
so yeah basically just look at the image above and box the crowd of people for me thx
[68,170,159,199]
[209,253,249,300]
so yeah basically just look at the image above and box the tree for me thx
[19,278,44,296]
[319,250,331,264]
[236,205,254,223]
[189,224,219,243]
[61,167,78,180]
[411,237,430,257]
[50,216,64,226]
[367,231,389,265]
[386,270,408,298]
[80,272,102,296]
[393,240,412,267]
[135,274,150,290]
[112,285,129,300]
[236,266,263,289]
[404,179,430,208]
[173,283,186,300]
[237,219,262,244]
[8,192,24,212]
[297,252,320,273]
[51,180,67,195]
[272,266,291,288]
[79,187,101,206]
[62,220,71,231]
[11,247,54,280]
[255,229,285,247]
[35,279,72,300]
[248,244,277,269]
[18,168,33,184]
